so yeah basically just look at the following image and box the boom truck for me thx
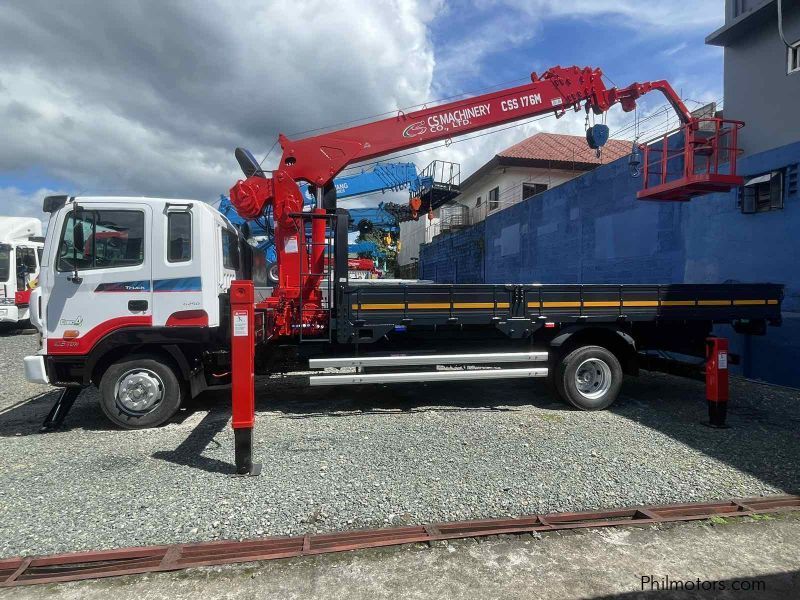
[0,217,44,327]
[24,67,781,474]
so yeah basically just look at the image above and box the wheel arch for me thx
[548,325,638,375]
[88,343,191,387]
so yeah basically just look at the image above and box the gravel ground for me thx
[1,330,799,558]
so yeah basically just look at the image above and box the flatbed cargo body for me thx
[333,281,782,344]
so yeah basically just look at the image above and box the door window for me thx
[57,210,145,271]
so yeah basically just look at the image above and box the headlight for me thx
[0,297,15,305]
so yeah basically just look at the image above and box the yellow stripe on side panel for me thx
[351,303,406,310]
[583,301,620,307]
[542,301,582,308]
[352,298,770,311]
[622,300,660,307]
[453,302,496,309]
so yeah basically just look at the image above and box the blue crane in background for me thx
[218,162,428,233]
[218,159,460,280]
[218,162,429,280]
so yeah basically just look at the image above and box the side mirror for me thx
[73,222,85,251]
[69,220,85,284]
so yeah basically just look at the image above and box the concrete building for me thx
[417,0,800,387]
[707,0,800,155]
[397,133,629,268]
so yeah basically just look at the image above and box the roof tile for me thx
[497,132,630,165]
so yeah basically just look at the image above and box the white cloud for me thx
[0,186,60,231]
[0,0,441,218]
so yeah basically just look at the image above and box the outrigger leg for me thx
[40,386,81,432]
[230,280,261,476]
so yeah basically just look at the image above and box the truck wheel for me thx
[556,345,622,411]
[267,261,279,284]
[99,356,183,429]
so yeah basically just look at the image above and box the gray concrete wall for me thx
[723,2,800,155]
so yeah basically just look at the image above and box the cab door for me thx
[46,203,153,355]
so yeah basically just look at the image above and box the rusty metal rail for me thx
[2,494,798,587]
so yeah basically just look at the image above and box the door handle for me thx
[128,300,148,312]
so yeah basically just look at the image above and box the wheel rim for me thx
[574,358,612,400]
[114,368,164,414]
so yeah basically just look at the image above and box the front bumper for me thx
[24,355,50,385]
[0,305,21,323]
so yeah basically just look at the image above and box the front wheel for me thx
[99,356,183,429]
[555,345,622,411]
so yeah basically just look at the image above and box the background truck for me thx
[23,65,781,440]
[0,216,44,328]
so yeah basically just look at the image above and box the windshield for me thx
[0,244,10,283]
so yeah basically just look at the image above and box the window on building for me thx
[488,187,499,211]
[476,196,481,207]
[221,228,240,270]
[167,212,192,262]
[739,171,784,214]
[57,210,145,271]
[522,183,548,200]
[789,41,800,75]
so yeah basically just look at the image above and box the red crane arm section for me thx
[274,66,692,188]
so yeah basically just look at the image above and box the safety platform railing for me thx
[638,118,744,202]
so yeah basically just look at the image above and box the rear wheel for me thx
[99,356,183,429]
[555,345,622,411]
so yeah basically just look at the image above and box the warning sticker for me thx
[718,352,728,370]
[284,236,298,253]
[233,310,249,337]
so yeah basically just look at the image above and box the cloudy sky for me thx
[0,0,724,221]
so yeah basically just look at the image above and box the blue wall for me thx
[420,221,485,283]
[419,140,800,387]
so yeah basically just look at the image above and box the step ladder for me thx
[308,351,548,386]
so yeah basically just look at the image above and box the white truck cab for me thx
[0,217,44,327]
[25,195,266,428]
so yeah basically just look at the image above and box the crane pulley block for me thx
[586,124,610,149]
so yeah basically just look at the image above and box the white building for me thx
[398,132,629,267]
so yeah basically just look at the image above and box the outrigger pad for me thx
[233,427,262,476]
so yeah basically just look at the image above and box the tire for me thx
[267,261,279,284]
[555,345,622,411]
[99,355,183,429]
